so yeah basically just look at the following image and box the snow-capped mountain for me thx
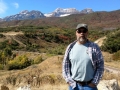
[3,10,45,21]
[80,8,93,14]
[44,8,93,17]
[0,8,94,21]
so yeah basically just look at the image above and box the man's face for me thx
[76,27,88,43]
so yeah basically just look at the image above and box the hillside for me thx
[0,10,120,30]
[0,35,120,89]
[0,55,64,90]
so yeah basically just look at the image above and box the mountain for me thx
[3,10,45,21]
[0,8,93,21]
[0,9,120,30]
[44,8,93,17]
[0,18,3,22]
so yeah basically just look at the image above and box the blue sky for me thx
[0,0,120,18]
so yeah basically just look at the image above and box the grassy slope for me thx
[0,55,65,90]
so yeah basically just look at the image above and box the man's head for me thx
[75,24,88,44]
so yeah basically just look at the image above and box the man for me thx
[62,24,104,90]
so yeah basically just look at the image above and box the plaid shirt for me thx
[62,40,104,89]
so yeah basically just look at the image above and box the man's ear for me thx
[76,30,78,35]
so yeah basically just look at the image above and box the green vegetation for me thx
[0,25,116,70]
[101,29,120,53]
[88,30,111,41]
[33,55,43,64]
[0,40,19,50]
[7,55,31,70]
[0,47,13,69]
[0,51,44,70]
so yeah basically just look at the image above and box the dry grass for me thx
[31,84,68,90]
[0,84,68,90]
[102,52,113,62]
[102,51,120,69]
[102,71,120,86]
[0,54,120,90]
[102,51,120,85]
[105,61,120,69]
[0,55,65,90]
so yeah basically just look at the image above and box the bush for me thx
[7,55,32,70]
[33,56,43,64]
[0,34,5,38]
[101,30,120,53]
[46,45,65,55]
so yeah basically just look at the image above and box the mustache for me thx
[78,36,86,39]
[78,37,87,42]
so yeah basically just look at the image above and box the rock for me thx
[97,79,120,90]
[17,85,31,90]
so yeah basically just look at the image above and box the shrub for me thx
[46,45,65,55]
[7,55,32,70]
[0,34,5,38]
[101,30,120,53]
[33,55,43,64]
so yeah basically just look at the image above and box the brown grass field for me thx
[0,52,120,90]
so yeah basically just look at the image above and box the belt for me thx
[75,79,92,86]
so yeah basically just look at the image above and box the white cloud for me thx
[12,2,19,9]
[0,0,7,14]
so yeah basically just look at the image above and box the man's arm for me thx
[62,44,71,82]
[62,44,76,88]
[91,44,104,85]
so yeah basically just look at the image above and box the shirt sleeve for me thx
[91,44,104,85]
[62,44,71,82]
[62,44,76,88]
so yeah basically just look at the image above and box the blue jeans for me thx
[69,83,98,90]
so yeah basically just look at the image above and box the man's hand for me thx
[88,83,96,87]
[67,82,72,85]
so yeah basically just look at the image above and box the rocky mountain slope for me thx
[2,10,45,21]
[44,8,93,17]
[0,8,93,21]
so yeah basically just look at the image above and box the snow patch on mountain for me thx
[60,14,71,17]
[44,8,93,17]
